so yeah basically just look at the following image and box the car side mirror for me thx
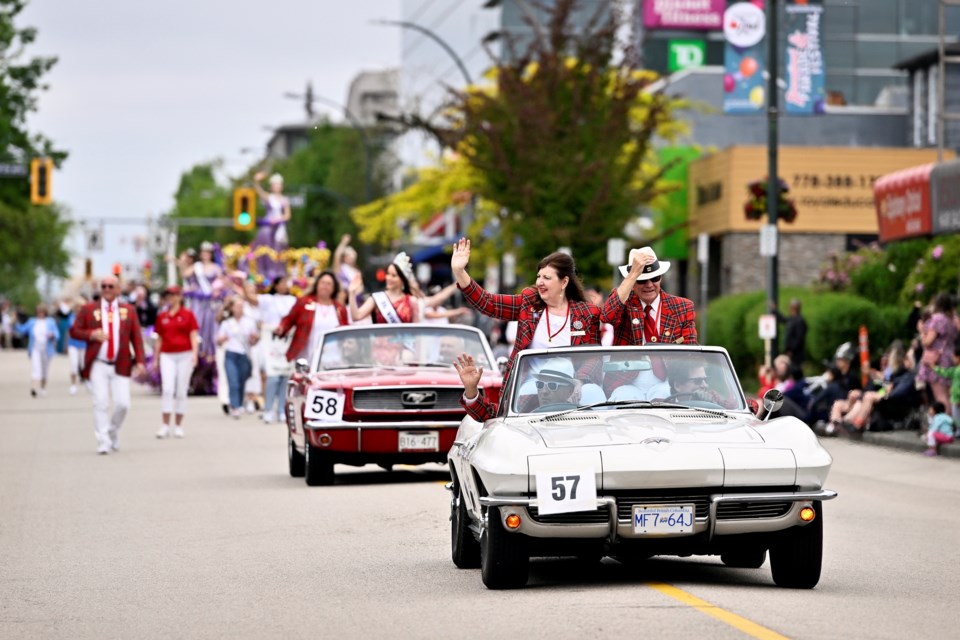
[295,358,310,375]
[496,356,508,375]
[756,388,784,421]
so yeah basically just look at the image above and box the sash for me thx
[371,292,402,324]
[194,266,212,295]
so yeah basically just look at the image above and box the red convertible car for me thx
[285,323,501,486]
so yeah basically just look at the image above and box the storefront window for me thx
[858,0,899,34]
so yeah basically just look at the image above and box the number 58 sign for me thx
[304,389,345,422]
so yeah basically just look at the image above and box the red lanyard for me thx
[545,303,570,342]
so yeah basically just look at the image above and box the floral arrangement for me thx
[744,177,798,223]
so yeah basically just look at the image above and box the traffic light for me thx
[233,187,256,231]
[30,158,53,205]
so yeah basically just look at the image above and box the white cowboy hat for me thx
[533,358,576,384]
[618,246,671,280]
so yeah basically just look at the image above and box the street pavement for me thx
[1,349,959,640]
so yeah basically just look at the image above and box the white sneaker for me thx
[96,445,110,455]
[173,427,184,438]
[245,401,256,414]
[262,412,275,424]
[231,408,242,420]
[39,389,48,397]
[156,425,170,439]
[69,385,77,395]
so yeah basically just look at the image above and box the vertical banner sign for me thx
[723,2,767,114]
[785,1,825,114]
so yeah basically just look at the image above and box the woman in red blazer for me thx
[275,271,349,364]
[450,238,601,420]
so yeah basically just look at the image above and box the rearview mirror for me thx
[756,388,784,421]
[497,356,509,375]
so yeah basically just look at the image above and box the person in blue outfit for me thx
[16,304,60,397]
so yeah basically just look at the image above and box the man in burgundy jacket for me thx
[70,275,146,454]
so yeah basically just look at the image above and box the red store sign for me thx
[873,163,933,243]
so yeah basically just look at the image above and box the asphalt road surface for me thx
[2,351,958,640]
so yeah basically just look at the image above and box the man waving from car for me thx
[455,355,581,420]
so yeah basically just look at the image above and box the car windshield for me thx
[507,348,747,414]
[316,326,494,372]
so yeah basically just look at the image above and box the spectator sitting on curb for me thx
[924,401,955,457]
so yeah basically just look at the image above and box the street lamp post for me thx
[372,19,474,86]
[284,85,374,203]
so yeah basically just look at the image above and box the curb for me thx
[856,429,960,459]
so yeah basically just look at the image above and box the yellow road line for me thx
[646,582,790,640]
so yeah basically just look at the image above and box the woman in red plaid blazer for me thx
[275,271,349,363]
[450,238,601,421]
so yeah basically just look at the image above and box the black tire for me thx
[288,435,305,478]
[481,506,529,589]
[450,485,481,568]
[304,438,334,486]
[769,502,823,589]
[721,547,767,569]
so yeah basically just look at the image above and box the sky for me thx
[19,0,402,276]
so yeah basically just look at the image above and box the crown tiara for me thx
[393,251,415,281]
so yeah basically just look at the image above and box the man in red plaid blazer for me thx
[450,239,601,421]
[601,246,698,347]
[70,275,146,454]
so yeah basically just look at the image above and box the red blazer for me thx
[70,302,146,380]
[601,290,698,346]
[276,296,349,362]
[458,279,601,422]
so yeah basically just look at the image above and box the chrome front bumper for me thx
[304,419,461,430]
[479,489,838,541]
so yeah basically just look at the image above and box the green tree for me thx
[164,160,233,254]
[426,0,686,280]
[0,0,70,303]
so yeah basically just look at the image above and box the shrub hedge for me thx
[705,288,913,375]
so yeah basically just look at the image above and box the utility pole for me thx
[766,0,780,359]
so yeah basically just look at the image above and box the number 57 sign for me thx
[531,452,599,515]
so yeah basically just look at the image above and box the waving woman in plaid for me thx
[451,238,601,421]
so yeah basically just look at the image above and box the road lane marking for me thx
[646,582,790,640]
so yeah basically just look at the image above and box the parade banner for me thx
[723,2,766,114]
[784,1,825,114]
[643,0,725,30]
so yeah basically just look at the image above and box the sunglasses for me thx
[536,380,572,391]
[687,376,709,386]
[644,276,662,283]
[100,284,116,289]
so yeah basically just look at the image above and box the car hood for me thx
[523,410,764,448]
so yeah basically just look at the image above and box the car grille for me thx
[716,501,793,520]
[352,388,463,411]
[610,490,713,521]
[527,506,610,525]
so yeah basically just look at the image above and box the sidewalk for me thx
[857,428,960,459]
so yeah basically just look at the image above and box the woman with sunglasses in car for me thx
[601,246,698,346]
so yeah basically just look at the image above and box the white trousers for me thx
[88,360,131,449]
[160,351,193,415]
[244,341,263,395]
[30,349,51,382]
[68,345,84,378]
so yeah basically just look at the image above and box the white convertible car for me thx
[447,345,837,590]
